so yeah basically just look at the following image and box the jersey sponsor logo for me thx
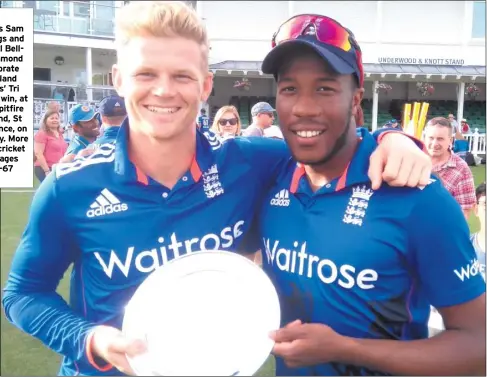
[270,189,290,207]
[94,220,245,278]
[263,238,379,289]
[86,188,128,218]
[453,258,481,281]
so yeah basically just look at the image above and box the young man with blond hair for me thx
[3,2,432,376]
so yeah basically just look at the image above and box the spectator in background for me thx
[381,119,400,129]
[198,108,210,131]
[64,104,100,157]
[34,110,68,182]
[453,131,475,166]
[210,105,242,139]
[425,117,476,218]
[461,118,471,134]
[47,101,61,113]
[471,182,486,280]
[44,101,69,140]
[389,119,400,129]
[242,102,275,137]
[92,95,127,146]
[448,113,459,134]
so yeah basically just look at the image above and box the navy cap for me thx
[251,102,275,116]
[98,95,127,117]
[69,104,97,125]
[262,34,363,87]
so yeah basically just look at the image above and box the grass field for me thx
[1,165,485,376]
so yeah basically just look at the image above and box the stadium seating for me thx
[219,97,485,133]
[361,99,486,132]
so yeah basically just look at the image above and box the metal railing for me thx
[34,98,100,131]
[34,81,117,102]
[464,130,487,157]
[1,1,122,38]
[33,82,118,129]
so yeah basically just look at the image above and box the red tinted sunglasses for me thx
[272,14,356,50]
[271,14,363,86]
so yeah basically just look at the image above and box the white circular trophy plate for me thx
[123,250,280,376]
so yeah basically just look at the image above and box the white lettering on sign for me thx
[378,57,465,66]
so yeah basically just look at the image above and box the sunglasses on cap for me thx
[271,14,364,86]
[219,118,238,126]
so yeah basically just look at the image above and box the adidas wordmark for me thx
[270,189,290,207]
[87,189,128,218]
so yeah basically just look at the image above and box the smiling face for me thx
[276,49,363,166]
[74,117,100,140]
[424,124,452,159]
[112,35,213,141]
[45,112,60,130]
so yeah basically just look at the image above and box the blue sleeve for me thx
[370,127,425,150]
[2,173,96,362]
[235,137,291,190]
[408,181,486,308]
[238,214,262,255]
[371,127,397,138]
[65,142,82,156]
[453,140,459,153]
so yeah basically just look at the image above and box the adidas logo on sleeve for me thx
[270,189,290,207]
[86,188,128,218]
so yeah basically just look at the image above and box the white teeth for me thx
[147,106,178,114]
[296,130,323,138]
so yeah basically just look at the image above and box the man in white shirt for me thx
[264,125,284,139]
[242,102,275,137]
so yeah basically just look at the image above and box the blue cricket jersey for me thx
[66,134,92,156]
[198,115,210,130]
[255,128,486,376]
[4,124,421,376]
[2,120,289,376]
[93,126,120,146]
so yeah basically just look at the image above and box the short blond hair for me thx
[115,1,209,68]
[211,106,242,135]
